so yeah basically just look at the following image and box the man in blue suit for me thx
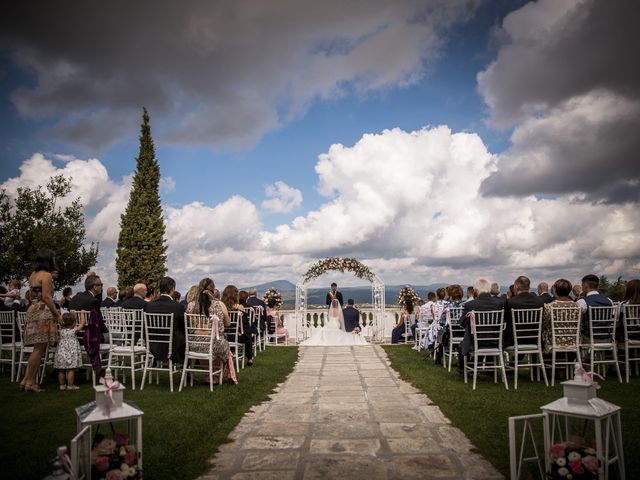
[342,299,361,332]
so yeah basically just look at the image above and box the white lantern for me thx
[541,365,625,480]
[75,368,144,479]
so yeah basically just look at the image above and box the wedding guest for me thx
[172,291,181,303]
[424,289,447,350]
[54,311,84,390]
[120,283,147,310]
[117,288,128,304]
[571,284,583,300]
[391,300,414,344]
[435,284,465,364]
[507,284,516,299]
[415,292,436,347]
[101,287,118,308]
[144,276,186,363]
[465,286,475,303]
[1,280,22,307]
[20,249,63,392]
[181,285,197,309]
[537,282,554,304]
[576,274,612,336]
[222,285,255,366]
[458,278,506,375]
[267,299,289,343]
[490,282,500,297]
[505,276,544,348]
[617,279,640,340]
[246,288,267,334]
[145,286,156,302]
[541,278,577,352]
[69,274,107,339]
[186,278,236,384]
[59,287,73,309]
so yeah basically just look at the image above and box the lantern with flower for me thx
[397,285,420,306]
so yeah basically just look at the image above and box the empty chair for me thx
[582,305,622,382]
[621,304,640,382]
[548,304,582,386]
[141,312,179,391]
[443,307,465,372]
[505,307,548,389]
[463,309,509,390]
[227,311,245,371]
[0,311,17,381]
[106,310,146,389]
[180,313,224,391]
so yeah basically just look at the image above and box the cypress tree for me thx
[116,108,167,289]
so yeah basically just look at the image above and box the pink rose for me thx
[550,444,565,458]
[569,460,584,475]
[124,451,137,466]
[113,433,129,446]
[106,469,124,480]
[94,455,110,472]
[95,438,117,455]
[582,455,598,473]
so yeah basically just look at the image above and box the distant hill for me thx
[241,280,450,307]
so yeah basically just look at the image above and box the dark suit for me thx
[247,296,267,332]
[539,292,554,304]
[101,297,117,308]
[120,295,148,311]
[144,295,185,363]
[342,306,360,332]
[459,293,506,357]
[326,291,344,306]
[505,292,544,348]
[69,291,107,334]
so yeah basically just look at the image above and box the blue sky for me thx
[1,0,638,292]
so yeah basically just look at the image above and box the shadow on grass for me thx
[383,345,639,479]
[0,346,299,479]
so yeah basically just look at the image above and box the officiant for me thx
[326,282,344,306]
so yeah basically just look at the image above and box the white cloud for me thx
[261,181,303,213]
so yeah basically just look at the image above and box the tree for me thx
[599,275,627,302]
[0,175,99,289]
[116,108,167,289]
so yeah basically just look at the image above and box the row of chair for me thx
[409,304,640,390]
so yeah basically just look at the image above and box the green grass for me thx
[383,345,639,479]
[0,347,299,479]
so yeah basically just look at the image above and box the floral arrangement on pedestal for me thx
[548,436,598,479]
[263,287,283,309]
[397,285,420,305]
[302,257,375,284]
[91,432,141,480]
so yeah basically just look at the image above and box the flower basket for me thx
[548,437,598,479]
[263,287,283,309]
[92,432,141,480]
[397,285,420,305]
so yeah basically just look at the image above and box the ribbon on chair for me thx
[466,311,477,335]
[238,311,244,335]
[445,309,451,326]
[56,446,75,478]
[210,314,220,340]
[575,364,605,389]
[100,376,121,403]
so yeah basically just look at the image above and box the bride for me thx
[300,299,368,346]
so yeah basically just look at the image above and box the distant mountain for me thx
[242,279,296,293]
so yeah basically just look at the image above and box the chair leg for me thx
[473,355,478,390]
[500,354,509,390]
[130,354,136,390]
[551,351,556,387]
[612,348,622,383]
[514,352,519,390]
[625,345,630,383]
[169,360,174,393]
[179,359,187,392]
[141,354,149,390]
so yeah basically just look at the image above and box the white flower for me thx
[567,451,581,462]
[558,467,569,477]
[556,458,567,467]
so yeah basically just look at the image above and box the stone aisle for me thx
[199,345,502,480]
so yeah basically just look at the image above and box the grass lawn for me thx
[0,346,299,479]
[383,345,639,479]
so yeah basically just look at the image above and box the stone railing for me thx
[276,307,404,344]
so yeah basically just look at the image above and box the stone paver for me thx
[199,346,503,479]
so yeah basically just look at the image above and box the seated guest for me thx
[59,287,73,309]
[537,282,554,304]
[267,299,289,342]
[424,288,448,349]
[117,288,128,304]
[68,274,107,339]
[171,291,181,303]
[145,286,156,302]
[571,284,583,300]
[576,274,612,336]
[465,286,475,303]
[490,282,501,297]
[458,279,506,374]
[416,293,436,346]
[222,285,255,366]
[541,278,577,352]
[101,287,118,308]
[435,284,465,363]
[246,288,267,334]
[617,279,640,340]
[181,285,197,309]
[186,277,236,384]
[144,277,185,363]
[120,284,147,310]
[391,300,414,344]
[505,276,544,348]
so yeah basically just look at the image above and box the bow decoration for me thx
[575,364,605,389]
[99,376,121,404]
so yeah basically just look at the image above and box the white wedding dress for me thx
[300,301,368,347]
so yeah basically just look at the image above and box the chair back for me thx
[228,310,243,342]
[0,310,15,344]
[106,310,140,349]
[143,312,174,357]
[622,304,640,344]
[184,313,218,355]
[471,310,504,351]
[511,308,543,347]
[16,311,27,342]
[549,304,581,349]
[447,307,465,339]
[587,305,617,344]
[71,310,92,343]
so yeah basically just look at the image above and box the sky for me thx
[1,0,639,294]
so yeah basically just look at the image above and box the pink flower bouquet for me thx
[91,432,141,480]
[548,438,598,479]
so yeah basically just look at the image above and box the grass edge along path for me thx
[383,344,639,479]
[0,346,299,479]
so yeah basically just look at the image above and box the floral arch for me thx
[295,257,386,342]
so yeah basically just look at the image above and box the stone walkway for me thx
[199,345,503,480]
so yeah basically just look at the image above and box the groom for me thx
[342,299,360,332]
[326,282,344,306]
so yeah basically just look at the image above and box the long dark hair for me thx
[33,248,58,272]
[405,300,414,315]
[624,279,640,305]
[196,277,215,316]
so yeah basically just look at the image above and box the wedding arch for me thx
[295,257,386,342]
